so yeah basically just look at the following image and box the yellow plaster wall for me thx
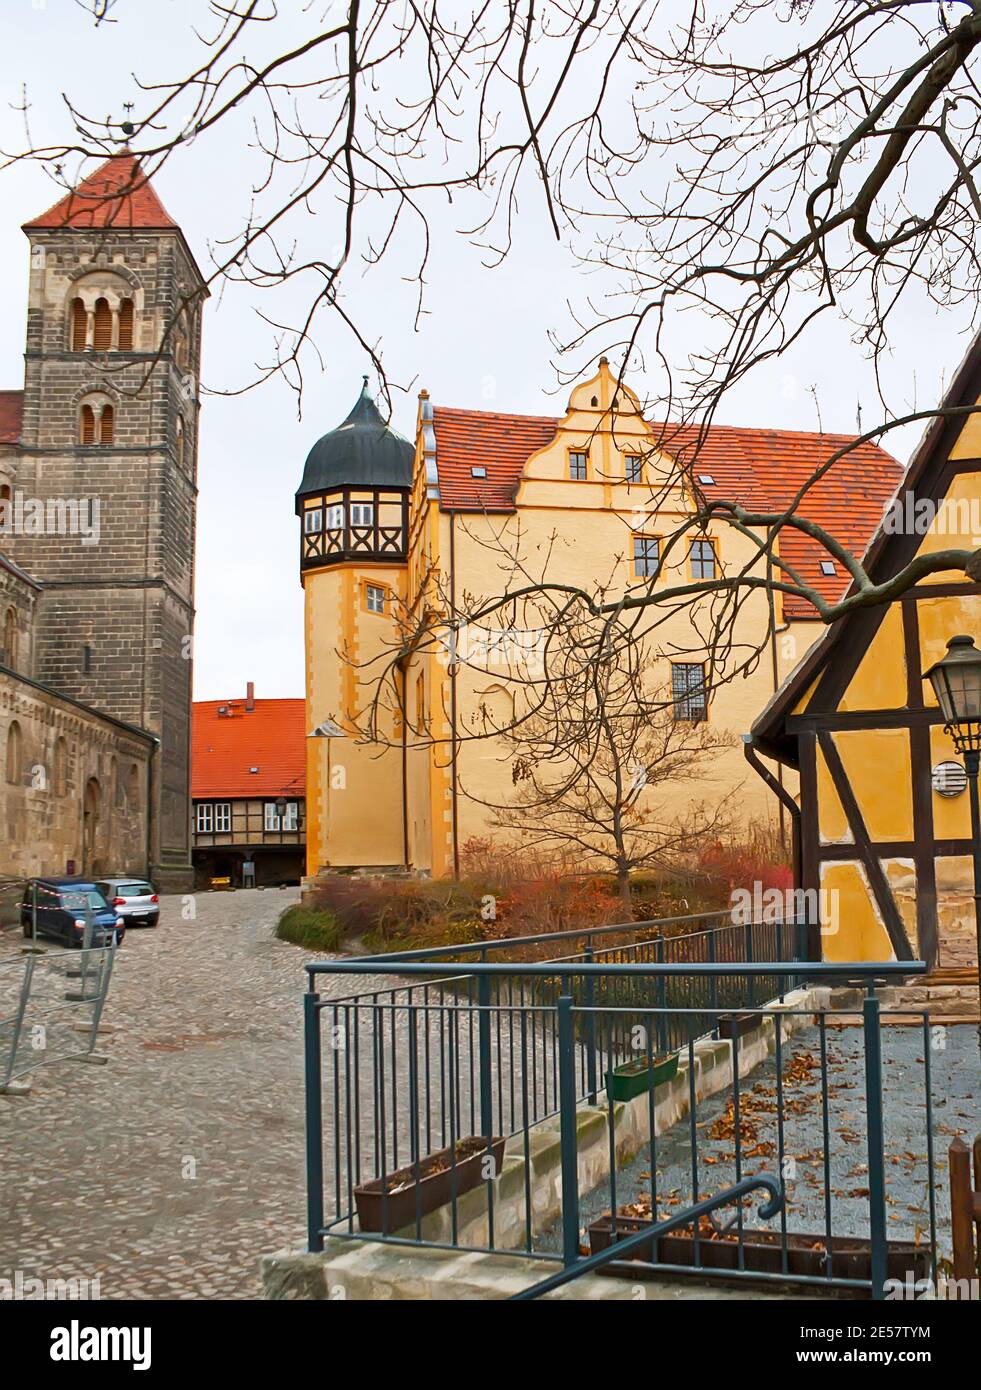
[819,860,894,961]
[838,605,907,712]
[303,562,407,872]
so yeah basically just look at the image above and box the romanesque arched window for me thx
[54,736,68,797]
[70,297,87,351]
[175,416,185,468]
[79,397,114,446]
[2,607,16,669]
[93,298,112,352]
[5,720,22,785]
[118,298,134,351]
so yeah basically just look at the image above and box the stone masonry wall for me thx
[3,225,204,887]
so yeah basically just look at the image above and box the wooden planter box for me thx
[587,1213,931,1289]
[605,1053,679,1103]
[717,1012,758,1040]
[353,1135,506,1234]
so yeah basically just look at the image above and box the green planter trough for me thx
[605,1052,679,1102]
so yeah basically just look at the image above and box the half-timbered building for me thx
[751,334,981,1004]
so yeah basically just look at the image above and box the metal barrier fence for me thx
[302,952,935,1299]
[0,886,118,1090]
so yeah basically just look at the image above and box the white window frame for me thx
[264,802,281,831]
[304,509,323,534]
[350,502,374,528]
[195,803,213,834]
[282,801,299,832]
[214,802,232,833]
[366,583,385,614]
[326,504,344,531]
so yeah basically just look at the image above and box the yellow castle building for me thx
[295,361,903,892]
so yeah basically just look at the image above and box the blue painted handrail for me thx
[510,1174,783,1300]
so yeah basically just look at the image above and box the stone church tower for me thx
[4,155,206,889]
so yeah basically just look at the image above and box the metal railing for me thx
[0,883,118,1090]
[302,943,934,1299]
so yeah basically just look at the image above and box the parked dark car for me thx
[20,877,125,948]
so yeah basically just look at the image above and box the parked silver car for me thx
[95,878,160,927]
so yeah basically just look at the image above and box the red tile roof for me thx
[24,154,178,231]
[430,408,902,618]
[192,698,306,799]
[0,390,23,444]
[432,407,558,509]
[654,422,903,619]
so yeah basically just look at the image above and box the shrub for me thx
[276,904,345,952]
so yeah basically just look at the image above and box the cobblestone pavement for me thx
[0,888,318,1300]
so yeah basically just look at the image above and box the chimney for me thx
[245,681,255,712]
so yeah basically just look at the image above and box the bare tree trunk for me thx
[616,861,631,908]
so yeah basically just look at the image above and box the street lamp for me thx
[924,633,981,1057]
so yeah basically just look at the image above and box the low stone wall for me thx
[262,985,832,1299]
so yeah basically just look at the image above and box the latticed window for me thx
[70,298,87,351]
[625,455,643,483]
[633,535,659,578]
[689,537,717,579]
[118,298,134,350]
[93,298,112,351]
[671,662,707,722]
[213,803,231,833]
[195,803,214,834]
[366,583,385,614]
[568,451,588,481]
[282,802,298,831]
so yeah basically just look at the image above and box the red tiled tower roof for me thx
[0,390,23,444]
[23,154,178,231]
[429,407,903,618]
[191,698,306,799]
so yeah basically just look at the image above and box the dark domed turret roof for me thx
[296,378,414,498]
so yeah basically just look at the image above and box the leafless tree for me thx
[462,627,736,901]
[11,1,981,719]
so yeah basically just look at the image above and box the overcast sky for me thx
[0,2,972,701]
